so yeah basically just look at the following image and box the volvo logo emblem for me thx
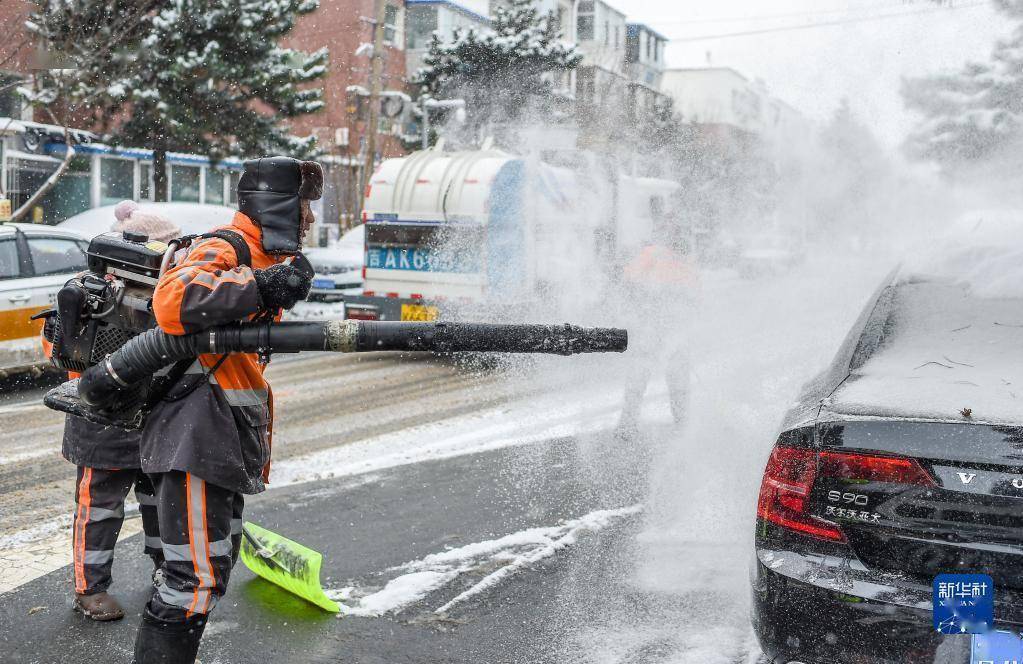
[1013,478,1023,490]
[957,472,977,484]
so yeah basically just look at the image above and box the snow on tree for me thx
[903,0,1023,169]
[413,0,581,136]
[29,0,328,201]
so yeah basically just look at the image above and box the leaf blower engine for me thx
[43,230,628,430]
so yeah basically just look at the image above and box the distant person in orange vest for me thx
[43,201,180,621]
[619,197,698,431]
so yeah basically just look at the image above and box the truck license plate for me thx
[401,304,438,321]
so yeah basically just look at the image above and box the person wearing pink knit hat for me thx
[111,200,181,243]
[55,200,180,623]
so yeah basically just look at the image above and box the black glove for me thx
[253,262,312,311]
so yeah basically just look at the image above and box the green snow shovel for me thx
[239,522,340,613]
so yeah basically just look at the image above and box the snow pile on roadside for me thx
[0,514,71,552]
[326,505,642,617]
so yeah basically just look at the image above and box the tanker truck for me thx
[344,147,681,322]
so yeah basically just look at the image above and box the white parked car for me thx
[304,224,365,303]
[0,223,90,374]
[286,225,364,322]
[59,202,237,239]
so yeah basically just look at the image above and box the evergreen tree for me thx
[413,0,581,136]
[809,97,892,231]
[903,0,1023,169]
[29,0,328,200]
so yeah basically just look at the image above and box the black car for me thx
[752,260,1023,663]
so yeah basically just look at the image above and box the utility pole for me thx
[359,0,388,220]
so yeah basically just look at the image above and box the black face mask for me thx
[237,156,323,255]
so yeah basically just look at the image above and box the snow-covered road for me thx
[0,250,896,663]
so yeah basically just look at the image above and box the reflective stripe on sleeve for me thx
[220,387,268,407]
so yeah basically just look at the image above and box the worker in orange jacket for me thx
[132,157,320,664]
[44,204,180,622]
[619,198,699,431]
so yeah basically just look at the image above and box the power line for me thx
[667,2,987,43]
[649,0,927,26]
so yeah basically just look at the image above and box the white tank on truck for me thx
[344,147,680,321]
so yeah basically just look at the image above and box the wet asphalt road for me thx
[0,437,667,664]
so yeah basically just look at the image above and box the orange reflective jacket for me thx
[143,212,285,493]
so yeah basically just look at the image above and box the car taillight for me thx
[819,451,934,486]
[757,446,846,542]
[758,445,936,543]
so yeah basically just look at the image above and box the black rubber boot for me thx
[132,610,207,664]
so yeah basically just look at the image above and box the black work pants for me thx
[147,471,244,620]
[73,467,162,595]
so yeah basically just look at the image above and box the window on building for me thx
[647,32,653,61]
[27,237,87,276]
[577,15,593,40]
[614,26,620,47]
[578,1,594,11]
[170,164,201,203]
[99,157,135,206]
[604,21,610,45]
[406,5,438,50]
[205,168,225,205]
[0,74,24,119]
[41,155,91,223]
[0,239,19,280]
[139,163,153,200]
[384,4,398,44]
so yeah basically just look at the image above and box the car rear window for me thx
[27,236,87,276]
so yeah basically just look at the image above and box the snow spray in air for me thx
[414,42,961,664]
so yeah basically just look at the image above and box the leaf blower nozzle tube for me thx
[78,320,627,410]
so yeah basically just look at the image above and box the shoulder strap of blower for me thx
[197,229,252,269]
[146,229,253,408]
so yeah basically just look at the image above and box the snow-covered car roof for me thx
[58,203,237,239]
[786,219,1023,428]
[305,224,364,269]
[826,280,1023,425]
[0,222,88,241]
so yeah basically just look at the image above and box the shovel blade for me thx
[239,521,340,613]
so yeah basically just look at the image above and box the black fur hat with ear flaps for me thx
[237,156,323,255]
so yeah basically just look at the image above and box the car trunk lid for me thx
[813,420,1023,590]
